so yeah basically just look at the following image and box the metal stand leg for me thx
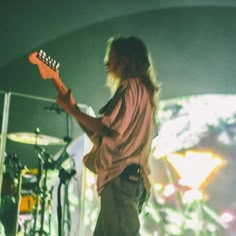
[30,145,54,236]
[57,167,76,236]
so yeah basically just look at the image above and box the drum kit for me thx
[0,131,75,236]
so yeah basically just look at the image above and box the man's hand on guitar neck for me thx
[56,89,118,138]
[56,89,76,114]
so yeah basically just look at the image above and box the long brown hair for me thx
[105,36,160,112]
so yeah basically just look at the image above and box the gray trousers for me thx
[93,174,146,236]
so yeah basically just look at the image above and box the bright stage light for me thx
[152,94,236,159]
[220,211,235,225]
[163,184,176,197]
[167,150,224,189]
[182,189,203,204]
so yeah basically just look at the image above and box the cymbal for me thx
[7,132,66,146]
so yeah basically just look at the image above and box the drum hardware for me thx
[50,142,76,236]
[20,191,37,214]
[57,167,76,236]
[5,126,74,235]
[29,144,56,236]
[43,103,64,115]
[0,153,25,236]
[7,132,66,146]
[47,108,77,236]
[5,117,76,235]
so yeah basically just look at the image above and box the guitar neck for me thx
[51,76,68,95]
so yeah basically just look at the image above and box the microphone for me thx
[59,168,76,182]
[44,103,64,114]
[54,144,71,169]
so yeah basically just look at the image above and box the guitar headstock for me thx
[29,49,60,80]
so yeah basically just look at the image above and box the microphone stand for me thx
[57,168,76,236]
[57,112,75,236]
[31,145,54,236]
[43,105,75,235]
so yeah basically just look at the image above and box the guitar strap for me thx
[99,83,128,116]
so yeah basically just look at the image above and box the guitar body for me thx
[83,145,98,174]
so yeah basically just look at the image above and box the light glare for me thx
[167,150,223,189]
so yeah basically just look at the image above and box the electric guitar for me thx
[28,50,97,173]
[28,50,69,96]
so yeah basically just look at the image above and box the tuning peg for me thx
[39,49,43,56]
[38,49,44,60]
[49,59,56,69]
[48,59,52,67]
[52,60,58,70]
[43,51,47,60]
[55,62,60,70]
[39,51,46,62]
[52,60,56,68]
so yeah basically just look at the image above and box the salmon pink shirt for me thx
[84,78,154,196]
